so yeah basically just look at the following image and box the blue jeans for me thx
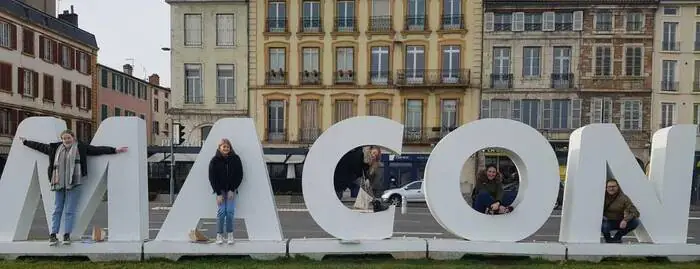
[216,194,236,234]
[472,190,516,213]
[52,185,81,235]
[601,218,640,243]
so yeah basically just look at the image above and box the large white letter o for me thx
[424,118,560,242]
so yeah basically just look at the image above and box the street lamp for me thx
[161,46,175,204]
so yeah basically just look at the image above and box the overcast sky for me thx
[57,0,171,87]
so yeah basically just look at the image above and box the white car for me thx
[381,180,424,206]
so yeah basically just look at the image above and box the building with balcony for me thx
[166,0,248,146]
[249,0,483,190]
[0,1,97,158]
[97,64,171,146]
[652,1,700,151]
[481,0,654,172]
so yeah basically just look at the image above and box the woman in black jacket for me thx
[208,138,243,245]
[19,130,127,246]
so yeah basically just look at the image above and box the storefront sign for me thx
[0,116,697,260]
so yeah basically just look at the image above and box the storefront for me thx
[380,153,429,189]
[482,142,570,181]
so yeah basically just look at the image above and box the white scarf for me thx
[52,143,80,190]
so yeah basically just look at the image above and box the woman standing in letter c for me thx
[208,138,243,245]
[19,129,128,246]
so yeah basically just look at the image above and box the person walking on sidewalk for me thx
[19,130,128,246]
[208,138,243,245]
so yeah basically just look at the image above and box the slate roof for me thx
[0,0,98,49]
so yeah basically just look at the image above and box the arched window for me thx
[200,125,212,145]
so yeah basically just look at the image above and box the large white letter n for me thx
[560,124,697,244]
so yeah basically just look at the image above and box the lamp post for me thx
[162,47,175,205]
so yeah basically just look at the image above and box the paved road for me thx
[26,202,700,244]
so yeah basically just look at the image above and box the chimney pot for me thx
[123,64,133,76]
[148,74,160,86]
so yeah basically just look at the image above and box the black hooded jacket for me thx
[208,150,243,195]
[333,146,367,192]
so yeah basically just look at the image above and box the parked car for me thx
[381,180,424,206]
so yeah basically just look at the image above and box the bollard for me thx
[401,195,407,215]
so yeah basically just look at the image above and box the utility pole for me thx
[169,117,175,205]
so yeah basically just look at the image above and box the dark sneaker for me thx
[48,234,58,246]
[62,233,71,245]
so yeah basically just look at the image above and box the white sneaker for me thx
[227,233,235,245]
[215,234,224,244]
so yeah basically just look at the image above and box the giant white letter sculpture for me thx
[561,125,697,250]
[0,116,148,260]
[145,118,284,260]
[424,118,561,242]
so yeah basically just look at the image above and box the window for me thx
[523,47,541,77]
[336,0,355,31]
[694,104,700,132]
[165,101,169,110]
[184,14,203,46]
[662,22,679,51]
[114,107,121,116]
[405,99,423,133]
[695,60,700,92]
[406,0,426,30]
[626,12,644,32]
[77,85,90,109]
[154,99,159,112]
[138,84,147,100]
[301,48,320,84]
[625,46,643,76]
[61,80,71,106]
[550,100,570,129]
[695,22,700,51]
[488,99,510,119]
[661,60,677,91]
[404,45,425,83]
[101,69,108,88]
[520,99,540,128]
[552,46,571,76]
[663,7,678,16]
[369,99,389,118]
[216,14,235,46]
[0,109,11,135]
[22,29,34,55]
[77,51,89,74]
[139,114,145,120]
[184,64,203,103]
[697,6,700,15]
[335,47,354,83]
[60,45,72,68]
[267,0,287,32]
[334,100,354,123]
[590,98,613,124]
[594,46,612,76]
[124,110,136,117]
[660,102,676,128]
[369,0,391,32]
[621,100,642,130]
[153,121,160,137]
[101,105,109,120]
[441,45,460,82]
[595,11,613,32]
[492,47,511,88]
[0,21,15,49]
[267,100,285,140]
[0,63,11,92]
[370,46,390,84]
[19,68,38,97]
[440,99,458,132]
[43,74,53,101]
[555,12,573,31]
[39,36,55,62]
[442,0,462,29]
[299,100,319,142]
[524,13,542,31]
[112,74,123,92]
[216,64,235,104]
[268,48,286,84]
[494,13,511,31]
[301,0,322,32]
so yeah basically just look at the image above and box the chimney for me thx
[148,74,160,86]
[123,64,133,76]
[57,5,78,26]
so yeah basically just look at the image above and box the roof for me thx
[0,0,97,49]
[165,0,248,3]
[98,64,170,91]
[484,0,659,5]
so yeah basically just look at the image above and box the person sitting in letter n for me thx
[601,178,640,243]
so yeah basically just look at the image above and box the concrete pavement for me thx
[25,201,700,244]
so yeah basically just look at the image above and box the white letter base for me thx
[142,240,287,261]
[288,238,427,260]
[427,239,566,261]
[566,243,700,262]
[0,241,142,261]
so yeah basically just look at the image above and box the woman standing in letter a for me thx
[19,130,128,246]
[208,138,243,244]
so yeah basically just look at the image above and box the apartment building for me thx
[0,1,97,157]
[149,74,171,146]
[97,64,171,145]
[166,0,248,146]
[249,0,482,187]
[481,0,653,173]
[652,1,700,150]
